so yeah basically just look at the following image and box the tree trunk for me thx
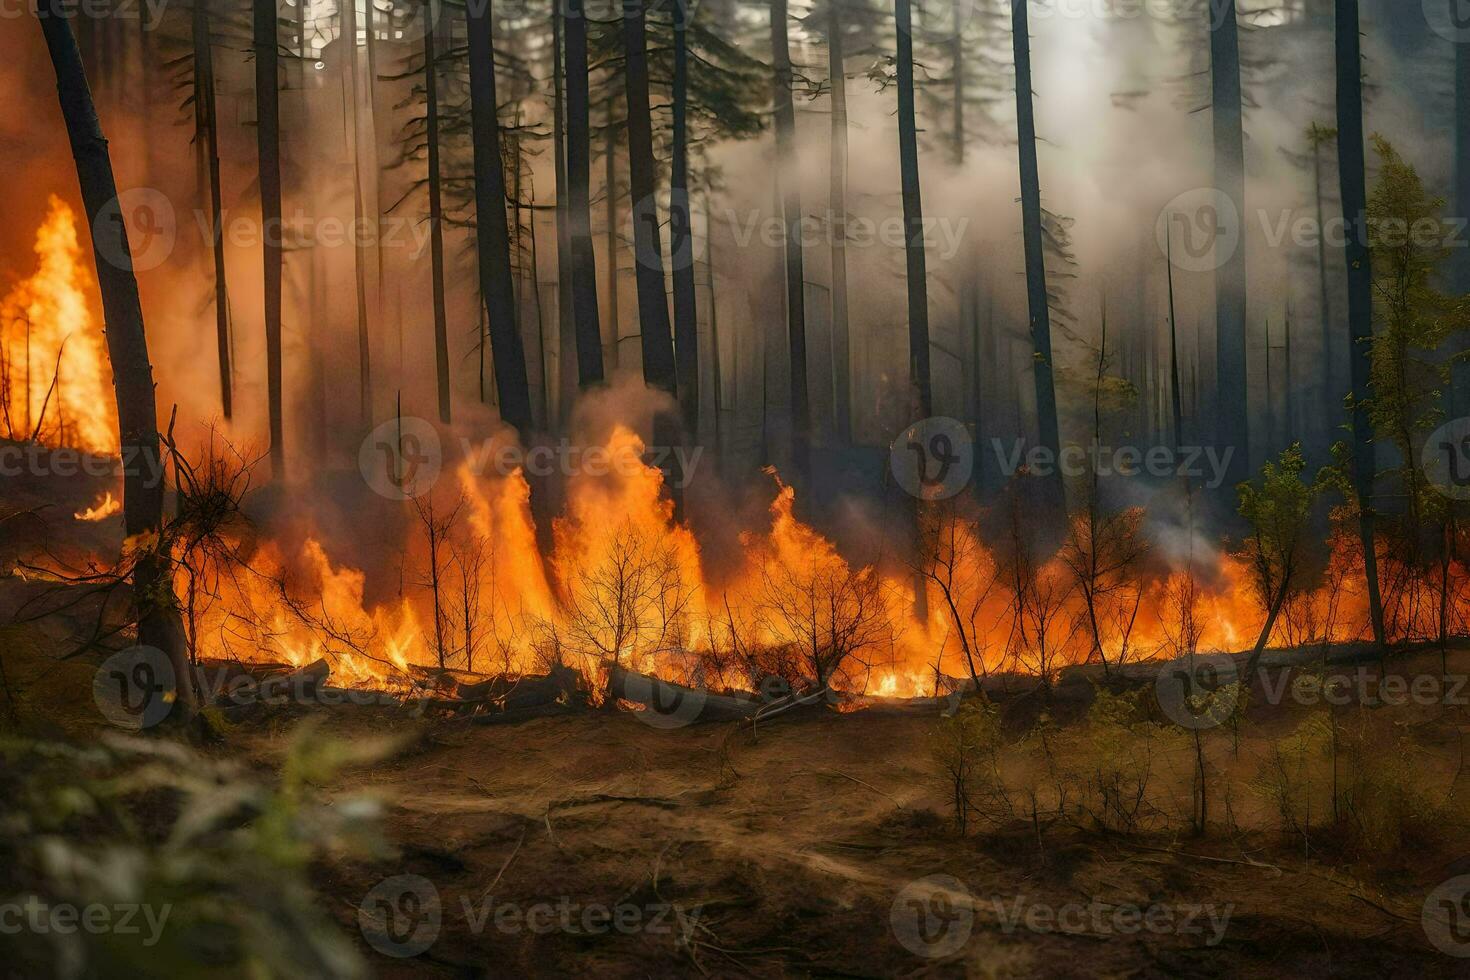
[772,0,811,487]
[897,0,931,420]
[622,0,677,396]
[192,0,231,420]
[1167,226,1185,457]
[671,3,699,436]
[38,8,197,720]
[1334,0,1387,650]
[424,4,450,424]
[1454,34,1470,413]
[344,0,375,427]
[566,0,606,388]
[253,0,284,476]
[1311,126,1336,440]
[551,7,577,423]
[604,98,621,372]
[466,0,533,435]
[1012,0,1063,517]
[898,0,932,621]
[827,3,851,443]
[1209,0,1249,491]
[622,0,682,507]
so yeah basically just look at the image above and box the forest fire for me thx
[11,2,1470,976]
[0,199,1433,699]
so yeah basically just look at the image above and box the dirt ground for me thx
[201,690,1463,980]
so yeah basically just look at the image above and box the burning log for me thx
[608,665,763,724]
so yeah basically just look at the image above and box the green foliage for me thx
[1063,686,1182,834]
[1251,710,1333,846]
[0,725,392,978]
[1365,136,1470,522]
[1236,443,1323,618]
[928,696,1007,833]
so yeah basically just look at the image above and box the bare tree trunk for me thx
[1012,0,1063,518]
[622,0,682,507]
[897,0,931,421]
[38,7,197,719]
[604,98,621,372]
[772,0,811,488]
[1311,125,1336,439]
[253,0,284,476]
[192,0,231,420]
[622,0,677,396]
[671,1,699,436]
[344,0,375,427]
[1334,0,1387,650]
[551,7,577,421]
[827,3,851,443]
[1456,35,1470,413]
[466,0,533,435]
[1209,0,1249,492]
[424,2,450,424]
[1167,226,1184,458]
[566,0,606,387]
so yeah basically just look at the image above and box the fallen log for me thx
[608,665,763,724]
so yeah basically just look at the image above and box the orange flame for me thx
[1,197,116,454]
[73,490,120,522]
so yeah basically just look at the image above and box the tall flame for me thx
[1,197,116,454]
